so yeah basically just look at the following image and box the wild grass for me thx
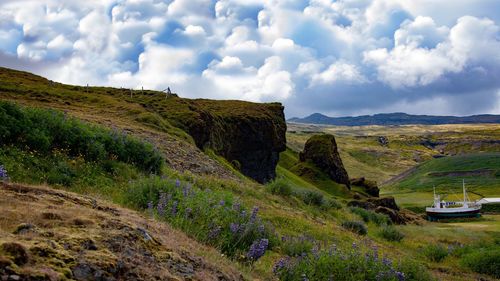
[273,243,433,281]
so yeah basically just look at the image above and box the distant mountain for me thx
[288,112,500,126]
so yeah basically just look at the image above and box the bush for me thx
[281,235,315,257]
[300,190,324,206]
[266,178,293,196]
[461,247,500,278]
[350,207,391,226]
[125,176,277,261]
[341,221,367,235]
[378,225,404,242]
[422,244,448,262]
[321,198,342,210]
[273,243,433,281]
[0,101,164,173]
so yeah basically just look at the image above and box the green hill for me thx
[1,67,499,281]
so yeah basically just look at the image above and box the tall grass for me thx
[125,176,278,261]
[0,101,164,173]
[274,243,433,281]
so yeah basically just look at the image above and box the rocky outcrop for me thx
[298,134,350,188]
[348,196,422,225]
[161,98,287,183]
[350,177,379,197]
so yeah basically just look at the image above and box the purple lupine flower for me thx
[247,238,269,261]
[185,208,192,219]
[272,257,290,274]
[382,256,392,266]
[352,242,357,250]
[219,200,225,206]
[171,201,178,216]
[250,206,259,222]
[0,165,8,181]
[240,210,247,218]
[157,192,167,216]
[175,179,181,188]
[208,225,222,239]
[372,246,379,261]
[396,271,405,281]
[232,202,241,211]
[183,185,190,197]
[230,223,240,234]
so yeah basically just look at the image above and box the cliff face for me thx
[160,98,287,183]
[299,134,350,188]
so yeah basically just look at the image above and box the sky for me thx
[1,0,500,118]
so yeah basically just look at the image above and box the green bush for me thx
[461,247,500,278]
[321,198,342,210]
[0,101,164,173]
[341,220,367,235]
[300,190,324,206]
[378,225,404,242]
[125,176,278,260]
[350,207,391,226]
[281,235,315,257]
[422,244,448,262]
[266,178,293,196]
[273,243,433,281]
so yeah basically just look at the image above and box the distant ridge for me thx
[288,112,500,126]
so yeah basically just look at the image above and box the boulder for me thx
[367,197,399,211]
[350,177,380,197]
[299,134,350,188]
[348,196,422,225]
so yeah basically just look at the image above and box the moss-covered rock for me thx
[350,177,380,197]
[157,97,287,183]
[299,134,350,188]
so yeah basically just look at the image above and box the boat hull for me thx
[426,208,481,221]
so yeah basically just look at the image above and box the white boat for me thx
[426,180,481,221]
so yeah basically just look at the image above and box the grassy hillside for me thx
[1,68,500,280]
[384,153,500,209]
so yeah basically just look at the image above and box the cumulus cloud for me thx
[0,0,499,117]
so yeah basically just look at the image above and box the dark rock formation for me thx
[350,177,379,197]
[161,98,287,183]
[348,196,422,225]
[299,134,350,188]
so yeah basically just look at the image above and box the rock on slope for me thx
[159,99,287,183]
[299,134,350,188]
[0,182,242,281]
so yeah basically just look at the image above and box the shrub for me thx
[273,243,433,281]
[281,235,315,257]
[461,247,500,278]
[300,190,324,206]
[378,225,404,242]
[321,198,342,210]
[125,176,277,261]
[0,101,164,174]
[350,207,391,226]
[266,178,293,197]
[341,220,367,235]
[422,244,448,262]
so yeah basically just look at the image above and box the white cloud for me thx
[312,61,366,85]
[364,15,500,88]
[0,0,499,116]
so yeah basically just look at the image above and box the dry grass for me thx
[0,182,246,280]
